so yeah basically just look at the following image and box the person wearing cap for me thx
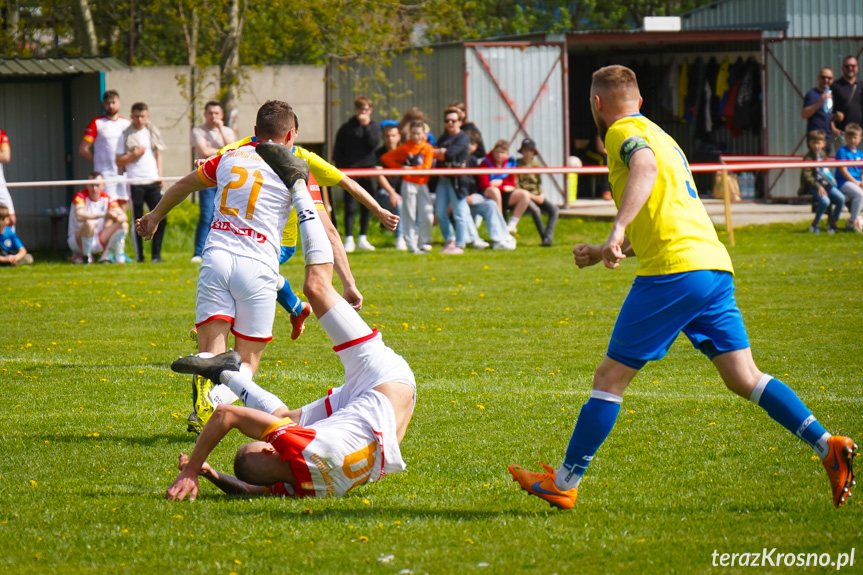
[517,138,558,247]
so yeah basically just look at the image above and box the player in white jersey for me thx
[165,159,416,499]
[138,101,359,428]
[67,172,128,263]
[79,90,132,204]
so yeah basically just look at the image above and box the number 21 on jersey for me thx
[220,166,263,220]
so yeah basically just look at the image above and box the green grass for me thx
[1,216,862,574]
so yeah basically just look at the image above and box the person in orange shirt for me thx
[382,121,435,253]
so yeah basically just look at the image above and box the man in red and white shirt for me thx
[79,90,132,206]
[137,100,350,409]
[67,172,129,264]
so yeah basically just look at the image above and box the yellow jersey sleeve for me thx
[292,146,345,187]
[605,115,733,276]
[281,209,298,248]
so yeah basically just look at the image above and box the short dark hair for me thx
[408,120,425,131]
[293,112,300,132]
[88,171,103,179]
[354,96,372,110]
[102,89,119,102]
[807,130,826,144]
[131,102,148,113]
[255,100,294,140]
[204,100,222,111]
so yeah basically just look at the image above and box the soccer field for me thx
[1,217,861,574]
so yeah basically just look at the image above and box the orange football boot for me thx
[291,302,312,340]
[508,462,577,510]
[823,436,857,507]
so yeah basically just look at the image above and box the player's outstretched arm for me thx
[573,243,602,268]
[177,453,269,496]
[137,171,206,240]
[339,175,399,231]
[166,404,279,501]
[320,214,363,309]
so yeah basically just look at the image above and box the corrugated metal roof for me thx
[0,57,127,77]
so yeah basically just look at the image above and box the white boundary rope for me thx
[7,158,862,188]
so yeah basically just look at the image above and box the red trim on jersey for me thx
[195,314,234,328]
[266,422,317,497]
[332,328,379,352]
[230,328,272,343]
[324,388,334,417]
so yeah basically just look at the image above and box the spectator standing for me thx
[478,139,532,234]
[801,67,835,153]
[79,90,132,207]
[834,123,863,233]
[832,56,863,138]
[0,204,32,266]
[68,172,129,263]
[117,102,166,262]
[0,128,14,230]
[333,96,380,252]
[396,107,436,147]
[517,138,559,247]
[433,107,472,255]
[449,100,485,159]
[190,101,235,263]
[799,130,844,234]
[375,123,406,250]
[382,121,435,253]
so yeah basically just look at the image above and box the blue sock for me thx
[751,375,830,458]
[275,276,303,317]
[558,391,622,488]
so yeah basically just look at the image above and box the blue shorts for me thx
[607,270,749,370]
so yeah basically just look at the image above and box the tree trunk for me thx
[220,0,244,130]
[71,0,98,56]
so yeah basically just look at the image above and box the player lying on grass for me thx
[166,145,415,500]
[509,65,857,510]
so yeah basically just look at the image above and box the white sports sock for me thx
[317,298,373,347]
[81,234,94,257]
[220,370,286,414]
[507,216,520,227]
[292,181,334,266]
[276,275,286,290]
[815,432,832,461]
[555,465,582,491]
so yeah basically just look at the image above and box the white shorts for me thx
[101,173,128,202]
[196,248,278,341]
[0,185,13,214]
[299,331,416,426]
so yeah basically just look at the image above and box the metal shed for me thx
[681,0,863,198]
[329,0,863,202]
[0,57,128,250]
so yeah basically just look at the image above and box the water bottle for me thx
[824,87,833,115]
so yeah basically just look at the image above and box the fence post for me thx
[721,169,735,247]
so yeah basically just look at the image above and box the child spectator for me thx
[376,122,406,250]
[797,130,845,234]
[799,130,845,234]
[464,133,516,250]
[383,121,435,253]
[478,139,532,234]
[834,122,863,233]
[0,204,32,266]
[516,138,559,246]
[68,172,129,263]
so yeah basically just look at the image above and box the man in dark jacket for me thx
[333,96,381,252]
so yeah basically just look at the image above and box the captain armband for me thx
[619,136,651,168]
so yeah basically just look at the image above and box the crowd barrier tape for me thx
[6,158,863,188]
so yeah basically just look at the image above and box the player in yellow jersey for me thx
[509,65,856,510]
